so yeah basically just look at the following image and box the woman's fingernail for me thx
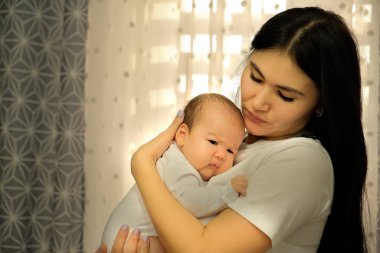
[141,236,149,243]
[121,224,129,231]
[133,228,141,235]
[176,109,184,117]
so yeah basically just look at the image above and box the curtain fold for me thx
[0,1,87,252]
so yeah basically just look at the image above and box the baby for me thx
[101,93,247,247]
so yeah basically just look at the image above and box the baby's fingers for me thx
[232,175,248,197]
[238,186,247,197]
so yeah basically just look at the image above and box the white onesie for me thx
[101,143,239,247]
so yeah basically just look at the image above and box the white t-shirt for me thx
[101,143,238,247]
[207,137,334,253]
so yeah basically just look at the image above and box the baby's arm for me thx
[171,174,248,218]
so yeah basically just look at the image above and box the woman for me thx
[98,6,368,253]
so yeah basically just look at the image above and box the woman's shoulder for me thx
[261,136,323,149]
[274,137,330,161]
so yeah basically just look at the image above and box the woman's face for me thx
[241,49,320,140]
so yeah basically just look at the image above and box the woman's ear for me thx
[315,107,324,117]
[315,100,324,117]
[175,123,188,147]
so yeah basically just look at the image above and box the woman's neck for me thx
[244,134,260,144]
[245,130,309,144]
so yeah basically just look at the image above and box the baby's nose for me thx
[215,149,226,160]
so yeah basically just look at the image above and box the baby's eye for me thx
[208,140,217,145]
[227,149,234,154]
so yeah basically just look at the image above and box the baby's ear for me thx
[175,123,188,147]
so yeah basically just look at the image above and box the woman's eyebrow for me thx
[250,61,265,78]
[277,85,305,96]
[250,61,305,96]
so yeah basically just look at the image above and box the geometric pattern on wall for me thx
[0,1,87,252]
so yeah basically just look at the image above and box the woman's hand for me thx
[131,110,184,176]
[95,226,149,253]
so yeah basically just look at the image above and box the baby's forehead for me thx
[204,123,244,142]
[197,103,243,125]
[200,100,242,118]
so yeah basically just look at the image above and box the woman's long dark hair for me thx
[250,7,368,253]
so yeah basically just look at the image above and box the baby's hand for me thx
[231,175,248,197]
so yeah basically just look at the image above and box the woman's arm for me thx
[131,112,271,253]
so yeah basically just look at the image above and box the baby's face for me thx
[180,102,245,181]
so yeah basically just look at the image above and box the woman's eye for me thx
[249,72,262,83]
[208,140,217,145]
[277,91,294,102]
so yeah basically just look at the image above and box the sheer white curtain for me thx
[83,0,379,252]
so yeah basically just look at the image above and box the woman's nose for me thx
[252,86,271,111]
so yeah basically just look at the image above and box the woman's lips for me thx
[244,110,267,124]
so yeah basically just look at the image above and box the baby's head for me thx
[175,93,245,181]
